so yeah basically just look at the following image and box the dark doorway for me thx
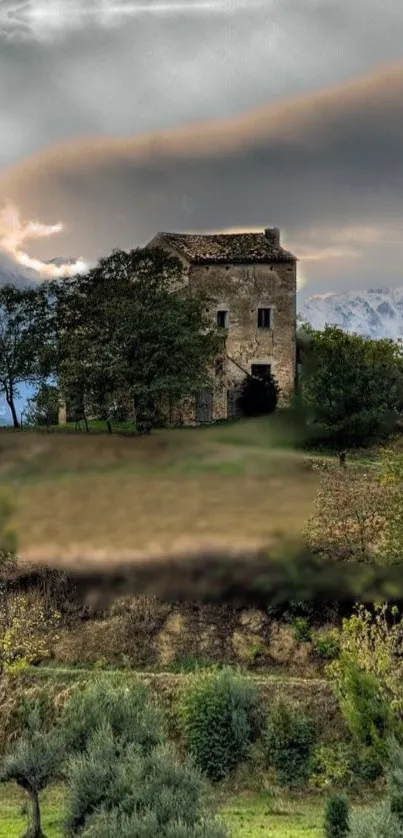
[195,389,213,423]
[251,363,271,380]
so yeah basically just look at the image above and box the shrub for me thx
[333,604,403,717]
[77,743,229,837]
[60,674,164,754]
[388,738,403,825]
[179,668,263,782]
[314,631,340,661]
[292,616,312,643]
[349,803,403,838]
[63,679,228,837]
[237,371,279,417]
[328,654,392,764]
[0,592,61,674]
[324,793,350,838]
[264,700,315,788]
[310,743,358,790]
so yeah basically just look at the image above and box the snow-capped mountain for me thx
[0,252,38,289]
[46,257,78,268]
[299,287,403,340]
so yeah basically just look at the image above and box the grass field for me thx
[0,784,355,838]
[0,417,322,563]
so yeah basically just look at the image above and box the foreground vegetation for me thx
[0,785,352,838]
[3,251,403,834]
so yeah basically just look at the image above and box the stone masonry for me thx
[147,227,297,424]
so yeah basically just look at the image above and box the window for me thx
[251,363,271,380]
[217,310,229,328]
[257,307,271,328]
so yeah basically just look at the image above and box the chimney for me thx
[264,227,280,247]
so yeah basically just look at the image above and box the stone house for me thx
[59,227,297,425]
[146,227,297,423]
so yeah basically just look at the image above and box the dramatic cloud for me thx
[0,203,88,277]
[1,60,403,295]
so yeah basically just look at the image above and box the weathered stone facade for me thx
[58,227,297,426]
[147,227,297,424]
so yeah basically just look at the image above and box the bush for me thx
[328,654,392,763]
[63,677,228,838]
[310,743,358,790]
[324,793,350,838]
[60,675,164,754]
[349,803,403,838]
[179,668,263,782]
[314,632,340,661]
[292,616,312,643]
[264,700,315,788]
[0,592,61,674]
[237,371,279,417]
[77,743,229,837]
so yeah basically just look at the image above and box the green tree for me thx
[62,676,227,837]
[264,700,315,788]
[52,248,220,429]
[179,668,262,782]
[329,604,403,718]
[0,285,53,428]
[0,703,64,838]
[297,325,403,449]
[328,653,392,758]
[25,383,60,427]
[324,794,350,838]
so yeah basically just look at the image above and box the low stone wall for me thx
[52,597,323,678]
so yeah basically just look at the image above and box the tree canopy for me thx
[0,285,52,428]
[51,247,221,428]
[297,324,403,449]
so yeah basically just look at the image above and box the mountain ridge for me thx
[299,287,403,340]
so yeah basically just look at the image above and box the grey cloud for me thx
[0,60,402,295]
[1,0,403,170]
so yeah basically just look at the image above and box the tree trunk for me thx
[5,390,20,429]
[23,790,45,838]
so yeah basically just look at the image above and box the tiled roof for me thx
[156,230,296,264]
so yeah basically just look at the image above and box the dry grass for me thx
[0,418,321,565]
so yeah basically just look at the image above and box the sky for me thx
[0,0,403,304]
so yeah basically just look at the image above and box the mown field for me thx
[0,417,323,563]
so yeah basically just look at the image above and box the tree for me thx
[324,794,350,838]
[237,370,279,417]
[179,668,262,782]
[0,704,64,838]
[61,676,227,837]
[52,248,221,429]
[25,383,60,427]
[297,325,403,449]
[0,285,53,428]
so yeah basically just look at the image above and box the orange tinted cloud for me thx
[0,59,402,293]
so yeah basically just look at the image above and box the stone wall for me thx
[189,260,296,420]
